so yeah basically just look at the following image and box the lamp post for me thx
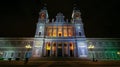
[25,44,32,58]
[24,44,32,64]
[88,44,95,61]
[25,44,32,51]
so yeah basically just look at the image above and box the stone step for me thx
[29,57,90,61]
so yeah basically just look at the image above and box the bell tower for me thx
[35,7,49,38]
[72,7,85,38]
[72,7,81,21]
[32,6,49,57]
[72,6,88,58]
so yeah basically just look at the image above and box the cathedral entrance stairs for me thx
[29,57,90,61]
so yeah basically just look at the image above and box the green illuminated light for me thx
[117,52,120,55]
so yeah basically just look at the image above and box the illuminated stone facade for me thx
[87,38,120,60]
[0,38,33,60]
[32,7,88,58]
[0,7,120,60]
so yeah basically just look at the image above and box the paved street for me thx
[0,58,120,67]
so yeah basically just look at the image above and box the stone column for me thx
[57,27,58,37]
[74,26,76,37]
[7,52,9,59]
[75,40,78,57]
[4,52,7,59]
[56,41,58,57]
[46,27,48,36]
[50,42,52,56]
[62,42,64,57]
[42,40,45,57]
[68,43,70,56]
[67,26,68,37]
[44,42,46,56]
[62,26,64,37]
[74,42,76,57]
[51,27,53,36]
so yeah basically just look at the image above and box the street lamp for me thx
[25,44,32,58]
[88,44,95,61]
[25,44,32,50]
[24,44,32,64]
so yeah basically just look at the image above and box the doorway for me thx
[46,42,50,56]
[46,50,50,56]
[70,43,74,57]
[57,43,62,57]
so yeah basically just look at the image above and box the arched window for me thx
[79,32,81,36]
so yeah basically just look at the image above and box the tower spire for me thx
[72,3,82,23]
[38,3,48,23]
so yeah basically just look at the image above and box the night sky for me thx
[0,0,120,38]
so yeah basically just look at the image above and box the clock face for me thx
[40,12,46,19]
[40,26,42,29]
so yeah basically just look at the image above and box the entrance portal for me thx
[70,50,74,57]
[46,50,50,56]
[70,43,74,57]
[57,43,62,57]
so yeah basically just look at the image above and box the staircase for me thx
[29,57,91,61]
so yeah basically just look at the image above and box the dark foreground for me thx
[0,57,120,67]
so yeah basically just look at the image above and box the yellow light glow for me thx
[69,33,72,36]
[88,45,94,49]
[0,51,3,55]
[25,45,32,49]
[70,46,74,50]
[53,32,56,37]
[49,33,52,36]
[46,43,50,50]
[70,43,74,50]
[46,47,50,50]
[117,52,120,55]
[53,29,57,37]
[64,33,67,37]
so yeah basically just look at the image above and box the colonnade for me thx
[45,26,75,37]
[43,41,77,57]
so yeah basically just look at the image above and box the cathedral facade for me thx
[0,7,120,61]
[32,7,88,58]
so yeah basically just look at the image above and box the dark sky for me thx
[0,0,120,38]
